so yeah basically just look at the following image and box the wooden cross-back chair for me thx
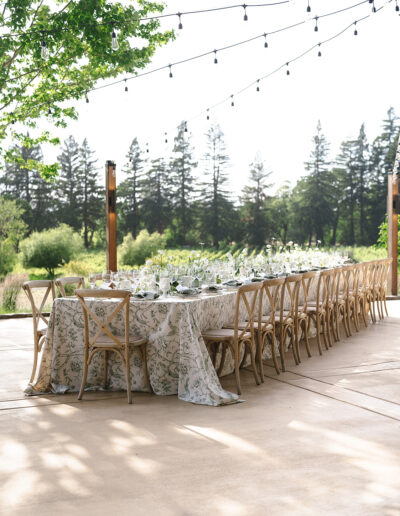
[295,271,317,362]
[203,282,263,395]
[257,277,285,377]
[22,280,55,383]
[378,258,392,318]
[275,274,303,372]
[55,276,85,297]
[346,264,361,333]
[75,289,151,404]
[307,270,333,356]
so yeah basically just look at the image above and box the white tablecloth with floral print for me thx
[25,290,252,406]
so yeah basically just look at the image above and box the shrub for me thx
[1,273,28,312]
[0,240,17,278]
[21,225,83,278]
[120,230,166,266]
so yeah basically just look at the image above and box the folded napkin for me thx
[250,277,264,282]
[223,279,243,287]
[176,285,200,296]
[205,284,222,291]
[133,291,159,300]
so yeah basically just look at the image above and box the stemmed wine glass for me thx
[88,273,96,289]
[159,277,170,298]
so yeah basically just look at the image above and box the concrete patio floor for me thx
[1,303,400,516]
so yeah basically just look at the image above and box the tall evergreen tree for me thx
[240,155,272,247]
[169,122,197,245]
[56,136,82,230]
[200,124,231,247]
[299,121,333,244]
[119,138,145,239]
[353,124,370,244]
[79,139,103,248]
[141,157,171,234]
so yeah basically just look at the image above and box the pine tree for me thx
[141,157,171,234]
[353,124,370,244]
[119,138,145,239]
[200,124,231,247]
[56,136,82,230]
[79,139,103,248]
[169,121,197,245]
[300,121,333,245]
[240,155,272,247]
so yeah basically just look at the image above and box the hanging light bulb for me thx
[41,32,49,60]
[396,0,399,11]
[256,80,260,92]
[111,23,119,51]
[314,17,318,32]
[307,1,311,13]
[164,132,168,144]
[318,43,321,57]
[178,13,183,29]
[124,79,128,92]
[146,143,149,153]
[169,65,173,78]
[47,105,52,115]
[263,33,268,48]
[214,50,218,64]
[372,0,376,12]
[243,4,248,21]
[85,92,89,103]
[184,121,188,133]
[231,95,234,107]
[206,109,210,121]
[286,63,290,75]
[353,21,358,36]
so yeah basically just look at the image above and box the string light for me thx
[146,142,149,153]
[214,50,218,64]
[184,121,188,132]
[231,95,234,107]
[85,91,89,103]
[124,79,128,92]
[111,23,119,51]
[256,79,260,92]
[206,109,210,120]
[177,12,183,29]
[314,17,318,32]
[164,132,168,143]
[371,1,376,12]
[354,21,358,35]
[307,1,311,13]
[396,0,399,11]
[318,43,321,57]
[47,105,52,115]
[286,62,290,75]
[41,32,49,60]
[169,64,173,78]
[243,4,248,21]
[264,33,268,48]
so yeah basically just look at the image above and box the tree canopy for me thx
[0,0,174,178]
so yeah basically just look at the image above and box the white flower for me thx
[146,259,153,266]
[287,241,293,246]
[158,249,165,255]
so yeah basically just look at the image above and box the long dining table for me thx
[25,289,255,406]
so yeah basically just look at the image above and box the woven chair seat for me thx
[202,328,251,341]
[95,334,147,347]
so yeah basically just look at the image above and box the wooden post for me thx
[106,160,117,273]
[388,140,400,295]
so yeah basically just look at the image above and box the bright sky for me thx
[41,0,400,197]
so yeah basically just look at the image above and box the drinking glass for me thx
[159,277,170,297]
[88,273,96,289]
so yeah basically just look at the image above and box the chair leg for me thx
[322,317,329,351]
[125,348,132,404]
[248,343,260,386]
[326,310,333,348]
[315,317,323,356]
[294,322,301,364]
[78,357,89,400]
[103,350,108,389]
[257,333,265,382]
[232,343,242,395]
[279,327,286,372]
[302,319,312,358]
[217,343,227,377]
[30,337,39,384]
[383,295,389,317]
[360,297,368,327]
[268,334,280,375]
[289,327,299,365]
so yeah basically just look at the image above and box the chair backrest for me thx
[233,282,263,341]
[381,258,392,293]
[55,276,85,297]
[280,274,303,324]
[22,280,55,332]
[260,277,285,329]
[75,289,131,349]
[315,269,334,310]
[298,271,317,317]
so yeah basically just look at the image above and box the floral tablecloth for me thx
[25,290,251,406]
